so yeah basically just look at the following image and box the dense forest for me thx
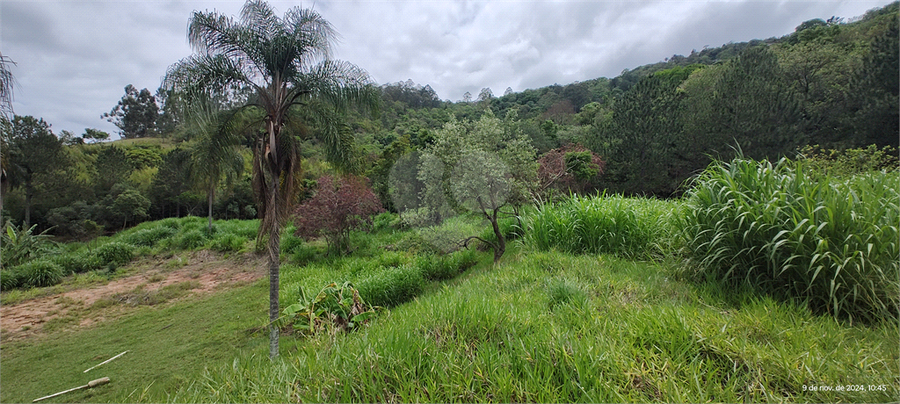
[1,1,897,238]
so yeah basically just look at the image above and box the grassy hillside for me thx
[2,214,897,403]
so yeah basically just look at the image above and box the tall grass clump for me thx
[526,193,677,259]
[680,157,899,323]
[356,264,424,307]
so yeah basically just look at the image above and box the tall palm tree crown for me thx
[163,0,378,358]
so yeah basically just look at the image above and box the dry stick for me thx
[32,377,110,402]
[83,350,129,373]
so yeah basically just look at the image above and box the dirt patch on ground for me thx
[0,251,267,341]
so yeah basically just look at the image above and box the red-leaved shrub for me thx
[293,175,384,253]
[537,143,605,197]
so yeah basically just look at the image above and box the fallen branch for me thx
[84,350,129,373]
[33,377,110,402]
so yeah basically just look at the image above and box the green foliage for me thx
[91,242,135,269]
[282,282,377,335]
[680,157,899,323]
[797,144,899,177]
[51,253,97,275]
[526,193,678,259]
[173,229,207,250]
[102,84,159,139]
[415,249,479,281]
[371,212,401,232]
[1,221,58,268]
[122,226,177,247]
[0,268,24,290]
[209,233,247,252]
[546,277,588,308]
[16,259,63,288]
[356,264,424,307]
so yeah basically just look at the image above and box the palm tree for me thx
[184,93,245,231]
[163,0,378,358]
[1,52,18,211]
[0,52,16,119]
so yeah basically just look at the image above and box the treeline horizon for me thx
[1,1,897,237]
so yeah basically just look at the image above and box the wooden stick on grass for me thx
[32,377,110,402]
[83,350,129,373]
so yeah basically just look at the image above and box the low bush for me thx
[372,212,401,232]
[416,249,479,281]
[1,269,24,290]
[122,226,177,247]
[52,253,98,275]
[209,233,247,252]
[17,260,64,288]
[356,264,424,307]
[680,157,899,323]
[175,230,207,250]
[91,242,135,268]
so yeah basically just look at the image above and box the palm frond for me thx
[164,54,255,101]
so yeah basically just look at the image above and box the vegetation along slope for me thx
[0,1,897,403]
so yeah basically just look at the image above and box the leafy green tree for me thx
[852,14,899,147]
[163,0,378,358]
[82,128,110,143]
[93,146,133,196]
[2,116,65,226]
[102,84,160,139]
[418,110,536,262]
[150,148,193,218]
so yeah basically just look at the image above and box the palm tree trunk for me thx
[208,187,215,231]
[24,180,33,227]
[268,180,281,359]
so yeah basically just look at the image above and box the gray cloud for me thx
[0,0,888,136]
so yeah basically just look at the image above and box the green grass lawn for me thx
[0,280,269,403]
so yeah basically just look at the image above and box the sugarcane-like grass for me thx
[679,157,899,324]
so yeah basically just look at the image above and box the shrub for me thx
[1,222,58,268]
[91,242,135,268]
[122,226,177,247]
[175,230,207,250]
[52,253,98,275]
[209,233,246,252]
[416,249,479,281]
[526,193,677,259]
[294,175,384,254]
[356,264,424,307]
[282,282,377,335]
[372,212,401,232]
[280,233,304,256]
[537,143,605,197]
[680,157,900,323]
[17,260,64,288]
[1,269,24,290]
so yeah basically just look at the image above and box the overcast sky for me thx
[0,0,890,138]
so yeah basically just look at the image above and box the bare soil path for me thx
[0,251,266,341]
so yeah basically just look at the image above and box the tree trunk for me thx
[208,187,215,231]
[490,209,506,264]
[24,180,33,227]
[268,182,281,359]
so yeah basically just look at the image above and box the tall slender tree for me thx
[163,0,378,358]
[184,93,245,230]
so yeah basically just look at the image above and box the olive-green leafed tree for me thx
[163,0,378,358]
